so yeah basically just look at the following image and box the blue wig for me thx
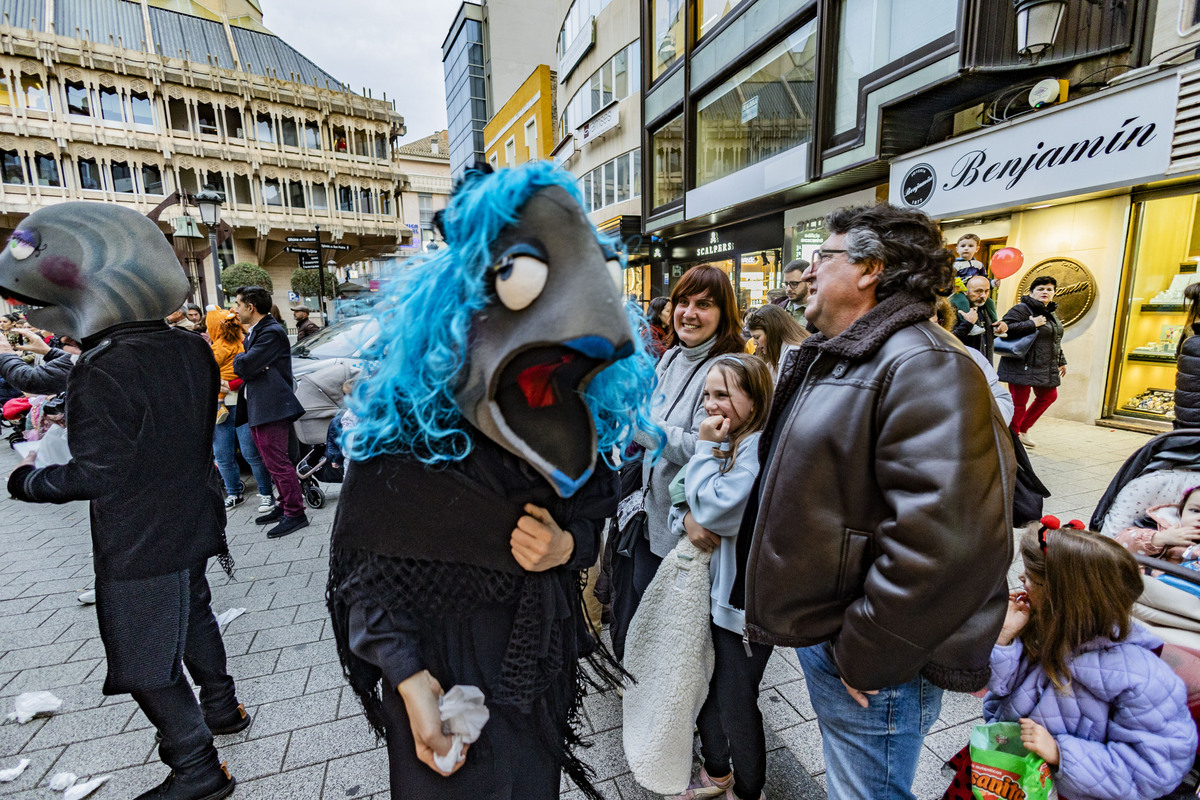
[344,161,663,469]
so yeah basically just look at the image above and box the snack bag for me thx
[969,722,1057,800]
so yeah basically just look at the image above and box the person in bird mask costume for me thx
[326,162,662,799]
[2,203,245,800]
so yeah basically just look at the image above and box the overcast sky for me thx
[257,0,460,144]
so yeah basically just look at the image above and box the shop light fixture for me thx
[1013,0,1067,62]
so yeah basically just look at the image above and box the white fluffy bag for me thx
[622,537,714,794]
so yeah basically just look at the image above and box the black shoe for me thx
[266,514,309,539]
[134,763,235,800]
[207,702,251,736]
[255,506,285,525]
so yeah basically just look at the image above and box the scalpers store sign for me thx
[889,76,1177,219]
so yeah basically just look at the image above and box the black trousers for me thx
[132,561,236,776]
[608,529,662,663]
[696,623,772,800]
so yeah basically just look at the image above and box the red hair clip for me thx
[1037,515,1085,551]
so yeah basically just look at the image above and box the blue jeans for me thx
[797,642,942,800]
[212,412,272,497]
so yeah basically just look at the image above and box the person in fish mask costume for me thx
[2,204,245,800]
[327,162,661,799]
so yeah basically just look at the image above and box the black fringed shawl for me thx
[326,437,621,799]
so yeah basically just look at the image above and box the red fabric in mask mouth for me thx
[517,355,575,409]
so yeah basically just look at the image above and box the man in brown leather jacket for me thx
[736,203,1014,800]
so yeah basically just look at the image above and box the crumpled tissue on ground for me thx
[7,691,63,723]
[62,774,110,800]
[432,685,490,773]
[48,772,77,790]
[0,759,29,782]
[214,608,245,628]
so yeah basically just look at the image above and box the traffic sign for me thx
[285,246,318,255]
[301,262,321,270]
[285,235,317,243]
[323,243,351,252]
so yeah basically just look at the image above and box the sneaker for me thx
[670,767,733,799]
[255,506,285,525]
[223,495,243,511]
[77,589,96,605]
[255,494,274,514]
[1018,432,1037,448]
[133,762,235,800]
[267,514,309,539]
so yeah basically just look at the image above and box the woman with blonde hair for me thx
[746,303,808,381]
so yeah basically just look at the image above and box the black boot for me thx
[207,702,250,736]
[134,761,235,800]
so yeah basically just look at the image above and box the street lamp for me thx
[195,188,225,307]
[1013,0,1067,62]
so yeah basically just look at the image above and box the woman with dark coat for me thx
[1175,282,1200,429]
[998,275,1067,448]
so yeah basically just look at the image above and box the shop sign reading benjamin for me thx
[889,75,1177,219]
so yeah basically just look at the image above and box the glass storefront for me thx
[695,21,817,188]
[698,0,750,39]
[1109,192,1200,425]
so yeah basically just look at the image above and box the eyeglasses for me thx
[812,248,848,265]
[784,281,804,288]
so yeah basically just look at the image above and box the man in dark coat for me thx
[950,275,1007,362]
[292,306,320,342]
[1,203,245,800]
[233,286,308,538]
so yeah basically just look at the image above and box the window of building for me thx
[524,118,537,158]
[168,98,190,132]
[558,0,614,58]
[652,116,684,208]
[98,87,122,122]
[616,152,630,203]
[263,178,282,206]
[0,75,11,109]
[652,0,685,82]
[196,103,218,136]
[22,74,49,112]
[130,92,153,126]
[255,113,275,144]
[582,172,593,212]
[111,161,135,193]
[288,180,305,209]
[698,0,749,39]
[374,136,387,160]
[561,42,640,141]
[204,171,225,195]
[280,117,299,148]
[833,0,956,134]
[141,164,164,195]
[224,107,244,139]
[337,184,354,212]
[380,192,392,215]
[603,160,615,207]
[505,136,516,166]
[2,150,24,184]
[601,59,614,107]
[590,71,602,113]
[332,126,347,153]
[66,82,90,117]
[633,147,641,198]
[352,130,369,157]
[613,49,629,99]
[34,153,60,187]
[489,152,499,169]
[310,183,328,210]
[359,188,374,214]
[232,174,252,206]
[77,158,102,190]
[303,121,321,150]
[178,169,199,195]
[696,21,817,187]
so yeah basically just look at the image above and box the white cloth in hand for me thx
[432,685,490,773]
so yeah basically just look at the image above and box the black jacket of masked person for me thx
[1175,323,1200,429]
[8,322,226,579]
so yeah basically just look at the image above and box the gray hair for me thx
[842,227,886,267]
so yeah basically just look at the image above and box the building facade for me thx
[639,0,1200,430]
[443,2,488,180]
[483,64,556,168]
[0,0,412,316]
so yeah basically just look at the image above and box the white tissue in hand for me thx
[48,773,77,791]
[0,759,29,782]
[8,691,63,723]
[63,774,110,800]
[214,608,245,628]
[432,685,490,773]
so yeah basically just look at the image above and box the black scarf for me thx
[730,292,935,609]
[326,448,619,800]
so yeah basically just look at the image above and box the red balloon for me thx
[989,247,1024,279]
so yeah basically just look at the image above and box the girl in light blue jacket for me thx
[667,354,774,800]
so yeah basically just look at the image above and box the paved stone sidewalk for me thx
[0,417,1152,799]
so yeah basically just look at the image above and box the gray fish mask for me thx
[0,203,189,340]
[454,185,633,498]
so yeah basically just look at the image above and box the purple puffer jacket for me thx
[983,623,1197,800]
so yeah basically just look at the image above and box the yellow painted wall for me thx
[484,64,555,167]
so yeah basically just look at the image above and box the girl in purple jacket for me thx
[985,520,1198,800]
